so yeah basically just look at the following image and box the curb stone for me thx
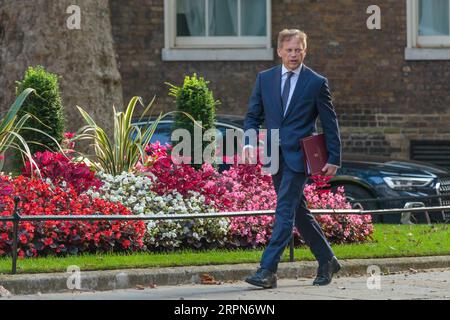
[0,255,449,295]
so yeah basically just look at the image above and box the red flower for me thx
[19,234,28,244]
[43,238,53,246]
[121,240,131,249]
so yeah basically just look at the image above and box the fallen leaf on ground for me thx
[200,273,222,285]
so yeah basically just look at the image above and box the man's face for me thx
[277,36,307,71]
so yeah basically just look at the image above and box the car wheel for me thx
[330,184,381,223]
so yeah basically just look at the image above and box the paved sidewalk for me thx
[1,255,450,296]
[4,268,450,300]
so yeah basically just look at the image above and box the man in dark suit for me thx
[243,29,342,288]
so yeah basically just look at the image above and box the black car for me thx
[132,114,245,146]
[132,114,248,169]
[132,114,450,224]
[329,154,450,224]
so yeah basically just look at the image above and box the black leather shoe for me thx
[245,268,277,289]
[313,256,341,286]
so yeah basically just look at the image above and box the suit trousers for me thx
[260,151,335,273]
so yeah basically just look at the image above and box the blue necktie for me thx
[281,71,294,116]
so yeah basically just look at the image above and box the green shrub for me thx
[14,66,65,165]
[167,74,220,170]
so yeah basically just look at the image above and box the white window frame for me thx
[405,0,450,60]
[162,0,274,61]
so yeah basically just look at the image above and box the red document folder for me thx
[300,133,328,176]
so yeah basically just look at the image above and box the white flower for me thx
[133,204,144,214]
[91,192,100,199]
[127,196,137,204]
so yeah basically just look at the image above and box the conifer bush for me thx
[167,74,220,170]
[14,66,65,167]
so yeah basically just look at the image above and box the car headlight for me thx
[383,176,433,190]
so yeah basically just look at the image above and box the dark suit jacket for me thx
[244,64,342,173]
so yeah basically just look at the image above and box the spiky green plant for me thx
[75,96,198,176]
[0,88,48,173]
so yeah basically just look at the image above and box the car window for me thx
[131,122,172,145]
[132,121,246,150]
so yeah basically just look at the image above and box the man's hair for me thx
[277,29,307,49]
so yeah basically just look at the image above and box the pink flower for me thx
[64,132,76,139]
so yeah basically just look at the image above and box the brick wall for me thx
[110,0,450,161]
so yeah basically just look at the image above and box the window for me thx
[163,0,273,61]
[406,0,450,60]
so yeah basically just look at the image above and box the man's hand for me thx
[321,163,339,176]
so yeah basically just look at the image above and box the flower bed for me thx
[1,141,374,257]
[137,143,276,249]
[138,143,373,249]
[22,150,102,195]
[87,171,230,251]
[0,176,146,258]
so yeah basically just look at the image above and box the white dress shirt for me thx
[281,63,303,117]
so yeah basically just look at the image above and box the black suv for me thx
[329,154,450,224]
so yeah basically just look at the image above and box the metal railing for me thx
[2,194,450,275]
[345,194,450,204]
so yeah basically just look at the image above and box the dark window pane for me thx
[208,0,238,36]
[241,0,266,36]
[177,0,205,36]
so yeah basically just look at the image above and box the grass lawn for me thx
[0,224,449,275]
